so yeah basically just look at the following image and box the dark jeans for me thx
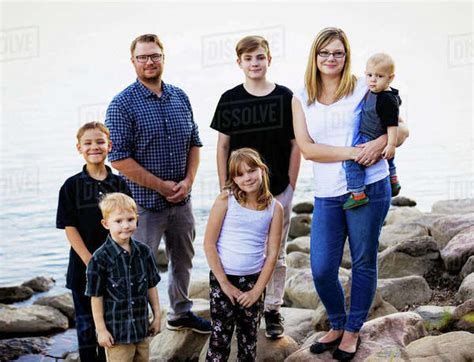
[344,133,397,193]
[72,290,106,362]
[310,177,391,332]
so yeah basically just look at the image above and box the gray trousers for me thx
[265,184,294,310]
[134,202,195,320]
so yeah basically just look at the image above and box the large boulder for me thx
[452,298,474,332]
[150,328,209,361]
[414,305,456,331]
[288,215,311,239]
[405,331,474,361]
[378,236,440,279]
[34,293,75,323]
[431,214,474,249]
[189,278,210,300]
[21,276,55,292]
[441,226,474,273]
[457,273,474,302]
[0,304,68,335]
[0,286,34,304]
[431,199,474,214]
[286,236,310,254]
[0,337,50,361]
[378,222,429,251]
[286,251,310,269]
[273,307,314,344]
[384,207,423,225]
[292,202,313,214]
[377,276,432,310]
[461,256,474,279]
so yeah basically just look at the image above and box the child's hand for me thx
[220,281,242,306]
[382,144,396,159]
[97,329,114,348]
[149,313,161,336]
[237,289,262,308]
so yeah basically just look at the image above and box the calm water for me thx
[1,2,472,359]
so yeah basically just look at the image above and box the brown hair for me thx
[304,27,357,105]
[99,193,138,220]
[367,53,395,74]
[76,122,110,143]
[235,35,271,59]
[130,34,164,56]
[224,148,272,210]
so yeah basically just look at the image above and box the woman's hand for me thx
[237,288,262,308]
[355,135,387,166]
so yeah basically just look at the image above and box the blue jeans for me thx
[72,290,106,362]
[310,177,391,332]
[345,134,397,193]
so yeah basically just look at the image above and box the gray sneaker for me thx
[166,312,211,334]
[264,310,284,339]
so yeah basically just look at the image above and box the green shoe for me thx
[391,182,401,197]
[343,194,369,210]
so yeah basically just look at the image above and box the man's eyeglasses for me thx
[318,50,346,59]
[135,53,164,63]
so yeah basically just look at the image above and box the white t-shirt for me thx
[296,78,389,197]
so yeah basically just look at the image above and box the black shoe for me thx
[333,336,361,361]
[166,312,211,334]
[309,336,342,354]
[264,310,285,339]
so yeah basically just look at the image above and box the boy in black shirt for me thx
[56,122,130,361]
[211,35,301,339]
[343,53,402,210]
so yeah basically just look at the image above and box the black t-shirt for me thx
[376,88,401,128]
[56,165,131,292]
[210,84,294,196]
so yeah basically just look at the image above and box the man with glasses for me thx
[105,34,210,334]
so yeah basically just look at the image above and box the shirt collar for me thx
[135,79,172,100]
[79,164,114,182]
[105,234,142,259]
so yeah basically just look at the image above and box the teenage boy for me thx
[210,35,301,339]
[86,192,161,362]
[56,122,131,361]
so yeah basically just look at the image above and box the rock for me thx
[405,331,474,361]
[34,293,75,323]
[288,215,311,239]
[286,251,310,269]
[364,345,409,361]
[271,307,314,344]
[441,226,474,273]
[384,207,423,225]
[378,236,441,278]
[432,199,474,214]
[452,298,474,332]
[378,222,429,251]
[391,196,417,207]
[64,352,80,362]
[21,276,55,292]
[377,276,432,310]
[150,328,209,361]
[198,329,298,362]
[286,236,310,254]
[431,214,474,249]
[0,336,50,361]
[0,304,69,335]
[292,202,313,214]
[189,278,210,300]
[0,286,34,304]
[414,305,456,331]
[461,256,474,279]
[457,273,474,302]
[156,246,169,267]
[341,241,352,269]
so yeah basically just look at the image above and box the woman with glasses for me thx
[292,27,408,361]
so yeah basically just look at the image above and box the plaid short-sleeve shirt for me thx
[85,236,161,344]
[105,80,203,211]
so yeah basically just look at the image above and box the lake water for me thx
[1,2,472,360]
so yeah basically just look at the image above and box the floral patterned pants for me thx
[206,271,264,362]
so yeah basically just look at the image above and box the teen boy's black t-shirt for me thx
[210,84,294,196]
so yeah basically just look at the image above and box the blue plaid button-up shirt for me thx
[106,80,203,211]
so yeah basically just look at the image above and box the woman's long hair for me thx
[224,148,272,210]
[304,27,357,105]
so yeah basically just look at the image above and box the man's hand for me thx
[166,179,191,203]
[149,313,161,336]
[158,180,178,198]
[97,328,114,348]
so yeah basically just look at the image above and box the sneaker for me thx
[264,310,285,339]
[342,194,369,210]
[166,312,211,334]
[391,181,401,197]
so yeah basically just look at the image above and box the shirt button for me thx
[131,301,135,305]
[169,152,172,156]
[168,136,171,139]
[130,282,134,286]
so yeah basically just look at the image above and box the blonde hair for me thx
[304,27,357,105]
[130,34,164,56]
[99,193,137,220]
[224,148,272,210]
[367,53,395,74]
[76,122,110,143]
[236,35,271,59]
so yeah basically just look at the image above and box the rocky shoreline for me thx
[1,197,473,361]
